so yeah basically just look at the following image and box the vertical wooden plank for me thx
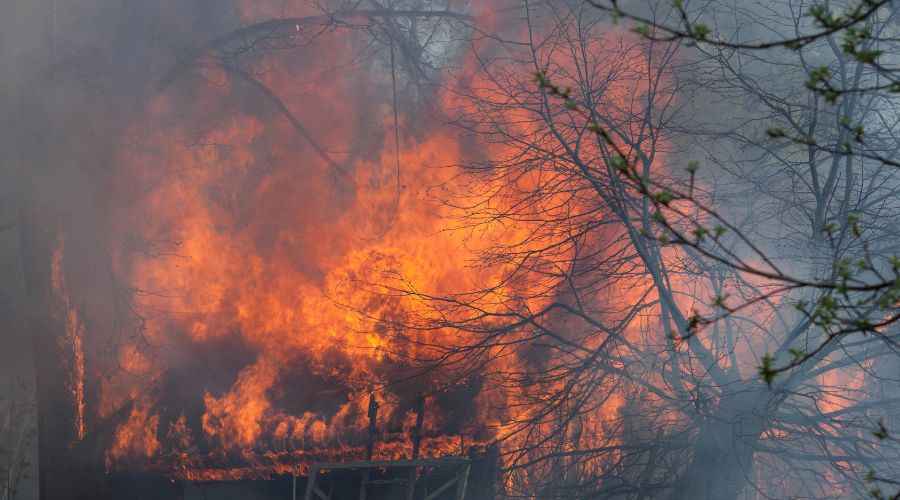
[411,391,425,459]
[360,393,379,500]
[407,392,425,500]
[365,393,379,460]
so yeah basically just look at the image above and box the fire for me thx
[90,0,693,490]
[50,235,85,444]
[110,397,160,462]
[105,89,515,475]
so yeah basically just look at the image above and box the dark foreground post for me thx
[360,393,379,500]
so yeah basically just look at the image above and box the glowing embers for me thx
[136,389,476,481]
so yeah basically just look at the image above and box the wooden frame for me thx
[299,457,471,500]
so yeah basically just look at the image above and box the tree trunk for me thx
[671,396,767,500]
[13,1,229,496]
[8,0,97,496]
[11,0,162,495]
[19,177,98,499]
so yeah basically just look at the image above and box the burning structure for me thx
[5,0,900,499]
[15,0,575,497]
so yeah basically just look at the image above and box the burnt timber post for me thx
[359,393,379,500]
[406,391,426,500]
[365,393,379,460]
[411,391,425,459]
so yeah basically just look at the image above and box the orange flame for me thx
[96,1,691,489]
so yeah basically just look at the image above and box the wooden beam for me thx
[423,477,457,500]
[313,457,470,470]
[312,486,330,500]
[302,466,320,500]
[455,463,471,500]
